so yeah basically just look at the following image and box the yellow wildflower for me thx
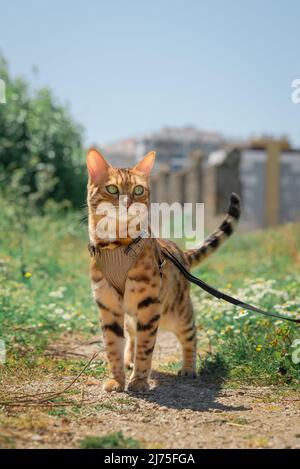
[24,272,32,279]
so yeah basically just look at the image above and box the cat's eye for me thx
[106,184,119,195]
[133,185,144,196]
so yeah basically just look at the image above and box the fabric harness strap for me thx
[94,240,147,295]
[89,234,164,295]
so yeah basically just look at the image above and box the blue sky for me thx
[1,0,300,146]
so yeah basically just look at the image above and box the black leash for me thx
[162,248,300,325]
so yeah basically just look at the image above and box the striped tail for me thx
[186,193,241,268]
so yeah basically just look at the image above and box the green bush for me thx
[0,54,86,210]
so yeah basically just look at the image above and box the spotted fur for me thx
[87,149,240,392]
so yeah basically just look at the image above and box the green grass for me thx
[193,223,300,386]
[0,196,299,386]
[79,432,141,449]
[0,197,96,361]
[48,408,67,417]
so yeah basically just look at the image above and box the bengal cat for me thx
[87,148,240,392]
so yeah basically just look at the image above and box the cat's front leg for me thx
[99,305,125,392]
[127,302,161,392]
[92,276,125,392]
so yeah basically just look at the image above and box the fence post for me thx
[203,163,217,230]
[169,170,186,204]
[266,142,280,228]
[185,150,203,204]
[150,174,158,203]
[156,169,170,203]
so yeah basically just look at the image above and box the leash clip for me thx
[124,229,148,256]
[88,243,96,257]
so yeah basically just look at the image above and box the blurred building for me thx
[100,138,137,168]
[101,129,300,230]
[101,126,226,171]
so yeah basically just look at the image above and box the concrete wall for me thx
[279,152,300,223]
[150,143,300,230]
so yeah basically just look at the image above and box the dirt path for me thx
[1,332,300,449]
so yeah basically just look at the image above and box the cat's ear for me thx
[133,151,156,177]
[86,148,111,184]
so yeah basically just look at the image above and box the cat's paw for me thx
[178,368,197,379]
[103,378,125,392]
[127,378,150,393]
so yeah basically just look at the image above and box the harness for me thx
[88,232,165,295]
[89,237,300,325]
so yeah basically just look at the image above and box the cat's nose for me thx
[122,195,132,209]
